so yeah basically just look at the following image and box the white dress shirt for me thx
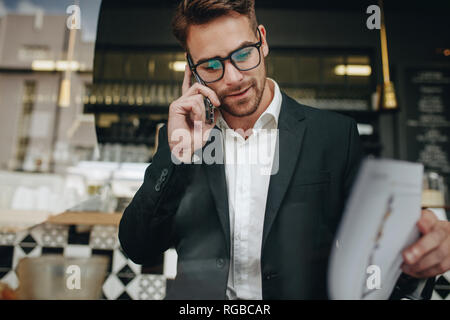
[216,78,282,300]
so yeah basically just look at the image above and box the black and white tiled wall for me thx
[1,223,449,300]
[0,223,167,300]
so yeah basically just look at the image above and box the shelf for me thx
[84,104,169,114]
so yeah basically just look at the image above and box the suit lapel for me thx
[262,93,307,252]
[203,127,231,255]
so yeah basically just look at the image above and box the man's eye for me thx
[205,60,222,70]
[233,49,252,62]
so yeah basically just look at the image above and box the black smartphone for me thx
[187,55,215,124]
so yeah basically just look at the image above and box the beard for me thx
[217,75,266,118]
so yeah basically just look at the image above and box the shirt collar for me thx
[216,78,282,131]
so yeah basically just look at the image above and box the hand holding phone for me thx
[187,55,216,124]
[192,72,215,124]
[167,63,220,163]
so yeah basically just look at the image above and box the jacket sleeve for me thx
[118,125,193,264]
[342,119,364,208]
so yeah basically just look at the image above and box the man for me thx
[119,0,450,299]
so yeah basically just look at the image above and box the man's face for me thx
[186,14,269,117]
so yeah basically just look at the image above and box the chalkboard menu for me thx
[404,68,450,193]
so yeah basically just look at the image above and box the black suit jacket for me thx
[119,92,425,299]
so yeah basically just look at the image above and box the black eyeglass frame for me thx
[187,28,263,84]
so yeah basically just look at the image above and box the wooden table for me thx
[0,209,123,232]
[46,211,123,226]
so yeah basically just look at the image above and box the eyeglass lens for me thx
[196,46,260,82]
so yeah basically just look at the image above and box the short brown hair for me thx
[172,0,258,51]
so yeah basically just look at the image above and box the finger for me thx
[188,98,204,123]
[185,82,221,107]
[404,237,450,273]
[185,97,207,124]
[400,260,422,278]
[182,63,192,95]
[405,256,450,278]
[173,96,202,117]
[193,94,207,123]
[173,95,209,125]
[402,226,448,265]
[417,209,438,234]
[400,265,422,279]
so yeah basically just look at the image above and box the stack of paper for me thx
[328,158,423,299]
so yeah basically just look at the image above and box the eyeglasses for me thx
[187,28,262,84]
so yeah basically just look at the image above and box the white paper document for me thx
[328,158,423,299]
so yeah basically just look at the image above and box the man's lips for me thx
[226,86,251,98]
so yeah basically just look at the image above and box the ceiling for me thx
[101,0,450,14]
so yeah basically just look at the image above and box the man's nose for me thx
[222,60,243,85]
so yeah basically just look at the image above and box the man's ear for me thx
[258,25,269,57]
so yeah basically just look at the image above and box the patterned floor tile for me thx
[90,226,118,250]
[102,274,125,300]
[0,270,19,290]
[64,245,92,258]
[12,245,42,270]
[117,291,131,300]
[434,273,450,300]
[163,248,177,279]
[124,275,140,300]
[127,258,142,275]
[40,224,68,247]
[19,234,37,254]
[112,248,128,273]
[41,246,64,255]
[139,274,166,300]
[117,265,136,286]
[92,249,114,273]
[68,225,91,245]
[0,224,172,300]
[0,245,14,269]
[0,232,16,246]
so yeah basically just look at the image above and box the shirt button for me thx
[216,258,225,269]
